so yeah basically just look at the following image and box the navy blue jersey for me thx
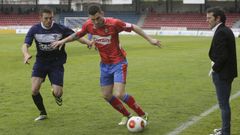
[24,22,74,64]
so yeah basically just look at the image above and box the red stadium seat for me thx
[142,13,240,30]
[0,13,39,26]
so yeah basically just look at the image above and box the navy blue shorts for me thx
[100,59,128,86]
[32,62,64,86]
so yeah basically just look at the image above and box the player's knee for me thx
[102,93,112,101]
[114,93,125,99]
[53,89,63,97]
[32,89,39,95]
[31,83,41,95]
[55,92,63,97]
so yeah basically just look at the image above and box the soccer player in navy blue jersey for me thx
[21,8,91,121]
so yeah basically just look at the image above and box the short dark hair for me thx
[88,5,102,15]
[207,7,226,24]
[39,8,53,16]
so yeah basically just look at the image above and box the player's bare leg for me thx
[101,85,131,125]
[114,83,148,121]
[113,83,126,100]
[51,84,63,106]
[31,77,47,121]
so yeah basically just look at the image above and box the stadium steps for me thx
[142,13,240,30]
[0,13,39,26]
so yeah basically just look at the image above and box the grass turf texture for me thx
[0,34,239,135]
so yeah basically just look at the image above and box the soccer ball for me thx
[127,116,147,132]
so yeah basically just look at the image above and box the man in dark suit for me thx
[207,7,237,135]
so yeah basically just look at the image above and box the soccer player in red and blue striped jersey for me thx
[52,5,161,125]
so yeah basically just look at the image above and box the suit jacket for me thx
[209,23,238,80]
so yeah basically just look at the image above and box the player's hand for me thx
[23,54,32,64]
[87,40,95,49]
[149,38,161,48]
[51,40,64,50]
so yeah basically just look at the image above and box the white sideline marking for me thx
[166,91,240,135]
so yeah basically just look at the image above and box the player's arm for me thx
[52,22,89,50]
[78,37,95,49]
[132,24,161,47]
[51,32,80,50]
[78,37,89,44]
[21,43,32,64]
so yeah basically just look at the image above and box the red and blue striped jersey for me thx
[76,17,133,64]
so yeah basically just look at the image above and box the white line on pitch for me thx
[166,90,240,135]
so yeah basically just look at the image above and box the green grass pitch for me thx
[0,34,239,135]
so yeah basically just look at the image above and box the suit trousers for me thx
[212,72,233,135]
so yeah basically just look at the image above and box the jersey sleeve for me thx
[76,22,88,38]
[114,19,133,33]
[24,26,35,47]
